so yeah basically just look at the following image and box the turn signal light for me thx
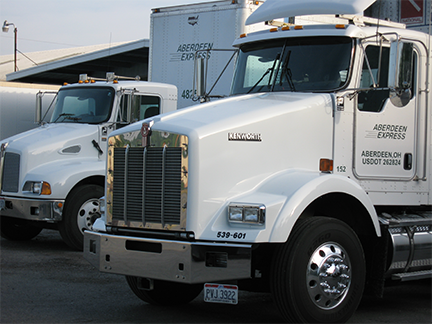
[40,182,52,195]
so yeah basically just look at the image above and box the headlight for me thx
[228,204,265,225]
[23,181,52,195]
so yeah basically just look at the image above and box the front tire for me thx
[0,216,42,241]
[126,276,203,306]
[59,184,103,250]
[271,217,365,323]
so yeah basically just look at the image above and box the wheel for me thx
[59,184,103,251]
[126,276,203,306]
[0,216,42,240]
[271,217,365,323]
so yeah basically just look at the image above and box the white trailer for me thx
[0,74,177,250]
[0,82,59,140]
[149,0,268,108]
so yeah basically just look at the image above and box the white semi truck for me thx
[84,0,431,322]
[0,73,177,250]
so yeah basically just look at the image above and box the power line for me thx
[0,34,82,48]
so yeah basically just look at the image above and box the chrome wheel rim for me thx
[306,242,351,310]
[77,198,100,234]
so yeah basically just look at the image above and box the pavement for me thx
[1,229,431,324]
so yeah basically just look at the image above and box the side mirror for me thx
[35,92,43,124]
[388,41,414,107]
[194,56,206,99]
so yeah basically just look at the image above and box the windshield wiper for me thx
[247,53,281,94]
[65,116,82,122]
[280,50,295,91]
[53,113,74,123]
[247,68,271,94]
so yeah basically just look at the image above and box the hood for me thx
[107,92,336,237]
[3,123,100,173]
[147,92,335,235]
[151,92,332,139]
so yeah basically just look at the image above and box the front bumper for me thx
[84,231,252,284]
[0,196,64,222]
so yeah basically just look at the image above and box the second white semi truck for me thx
[0,73,177,250]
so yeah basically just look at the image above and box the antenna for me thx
[108,32,112,73]
[375,0,382,43]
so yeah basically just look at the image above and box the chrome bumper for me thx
[0,196,64,222]
[84,231,252,284]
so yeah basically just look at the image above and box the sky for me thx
[0,0,216,56]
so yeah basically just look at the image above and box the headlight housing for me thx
[23,181,52,195]
[228,203,265,225]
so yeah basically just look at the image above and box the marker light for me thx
[320,158,333,173]
[335,24,346,29]
[294,25,303,30]
[270,28,278,32]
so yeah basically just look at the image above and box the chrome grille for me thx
[1,152,20,193]
[107,130,188,231]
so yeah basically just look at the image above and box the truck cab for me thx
[0,73,177,250]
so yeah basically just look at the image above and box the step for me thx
[392,270,432,281]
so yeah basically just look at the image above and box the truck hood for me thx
[108,92,335,238]
[151,92,333,139]
[3,123,101,174]
[4,123,98,153]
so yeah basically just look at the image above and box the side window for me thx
[357,45,390,112]
[117,94,160,125]
[117,94,129,123]
[131,95,160,121]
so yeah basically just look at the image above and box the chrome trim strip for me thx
[142,146,147,224]
[161,145,166,227]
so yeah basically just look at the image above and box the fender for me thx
[22,157,105,199]
[263,170,381,242]
[213,169,381,243]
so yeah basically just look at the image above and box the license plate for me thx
[203,283,238,305]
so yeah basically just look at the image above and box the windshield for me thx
[231,36,353,95]
[50,87,115,124]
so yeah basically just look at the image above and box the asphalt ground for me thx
[1,229,431,324]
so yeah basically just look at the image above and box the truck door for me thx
[354,43,417,180]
